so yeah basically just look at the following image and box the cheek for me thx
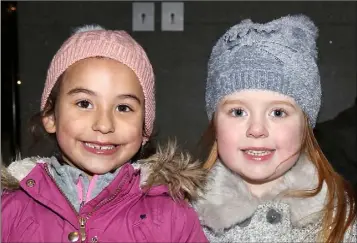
[119,114,144,139]
[274,122,304,152]
[216,114,244,142]
[127,107,145,126]
[216,128,237,148]
[56,107,87,133]
[55,117,86,148]
[216,117,242,159]
[122,123,143,139]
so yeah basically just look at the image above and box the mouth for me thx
[244,150,273,156]
[82,141,120,155]
[241,148,275,161]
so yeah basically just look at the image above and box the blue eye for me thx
[76,100,93,109]
[230,108,247,117]
[117,105,132,112]
[270,109,287,117]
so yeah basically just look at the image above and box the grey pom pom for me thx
[284,15,319,59]
[72,24,105,34]
[287,15,318,41]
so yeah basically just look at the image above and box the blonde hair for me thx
[201,115,356,242]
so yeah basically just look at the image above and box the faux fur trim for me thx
[194,155,327,233]
[1,157,47,191]
[1,141,207,200]
[139,140,207,201]
[1,166,20,191]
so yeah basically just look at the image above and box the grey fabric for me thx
[194,155,356,242]
[205,14,321,127]
[48,157,120,212]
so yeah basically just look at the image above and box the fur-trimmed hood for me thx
[1,141,207,201]
[194,154,328,233]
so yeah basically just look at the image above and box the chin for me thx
[84,166,118,175]
[244,176,267,183]
[240,171,274,183]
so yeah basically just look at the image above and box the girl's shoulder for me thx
[1,157,47,223]
[1,156,51,191]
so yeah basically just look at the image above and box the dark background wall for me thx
[2,2,20,162]
[14,1,356,157]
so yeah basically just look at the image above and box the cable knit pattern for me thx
[205,15,321,127]
[41,25,155,140]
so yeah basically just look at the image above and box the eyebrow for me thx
[118,94,142,105]
[223,100,246,106]
[269,100,296,109]
[67,88,95,96]
[67,87,142,104]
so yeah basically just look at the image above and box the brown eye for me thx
[76,100,92,109]
[117,105,132,112]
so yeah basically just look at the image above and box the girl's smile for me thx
[241,147,276,162]
[82,141,120,155]
[215,90,305,194]
[43,57,145,176]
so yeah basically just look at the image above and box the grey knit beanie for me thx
[205,14,321,127]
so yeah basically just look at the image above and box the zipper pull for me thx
[79,217,87,242]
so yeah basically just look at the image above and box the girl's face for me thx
[215,90,305,194]
[43,57,145,176]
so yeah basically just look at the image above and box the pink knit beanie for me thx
[41,25,155,141]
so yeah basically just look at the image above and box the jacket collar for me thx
[194,154,327,233]
[1,141,207,201]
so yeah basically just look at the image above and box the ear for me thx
[42,114,56,134]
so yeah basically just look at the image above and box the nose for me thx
[246,117,268,138]
[92,109,115,134]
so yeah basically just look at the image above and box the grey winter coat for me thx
[194,155,357,242]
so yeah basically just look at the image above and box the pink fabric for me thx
[2,163,207,242]
[86,175,97,202]
[77,175,98,204]
[41,29,155,140]
[77,179,83,203]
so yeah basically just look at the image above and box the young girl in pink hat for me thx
[1,25,208,243]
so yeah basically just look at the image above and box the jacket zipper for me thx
[43,164,87,241]
[43,163,130,242]
[85,173,129,219]
[79,217,87,242]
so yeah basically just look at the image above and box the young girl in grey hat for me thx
[194,14,356,242]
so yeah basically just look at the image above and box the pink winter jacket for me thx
[1,148,208,242]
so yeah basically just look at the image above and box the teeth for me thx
[245,150,271,156]
[85,143,115,150]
